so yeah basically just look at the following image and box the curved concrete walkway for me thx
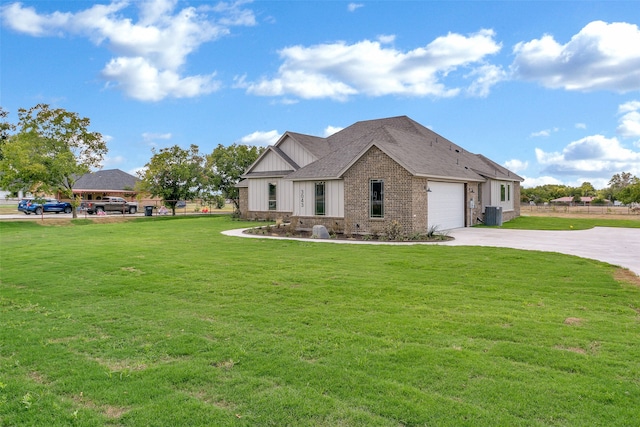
[222,227,640,276]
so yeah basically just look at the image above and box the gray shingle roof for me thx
[284,116,523,182]
[286,132,332,159]
[73,169,140,191]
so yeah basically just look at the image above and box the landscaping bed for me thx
[243,221,454,242]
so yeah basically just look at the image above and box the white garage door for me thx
[428,182,465,230]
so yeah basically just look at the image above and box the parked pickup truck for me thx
[82,197,138,215]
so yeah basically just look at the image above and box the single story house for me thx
[237,116,523,234]
[68,169,140,201]
[550,196,606,205]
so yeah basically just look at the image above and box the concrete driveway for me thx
[442,227,640,276]
[223,226,640,276]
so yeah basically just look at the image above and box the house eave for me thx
[72,188,139,192]
[287,176,340,182]
[241,170,294,179]
[413,174,485,183]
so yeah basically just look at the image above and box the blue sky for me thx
[2,1,640,189]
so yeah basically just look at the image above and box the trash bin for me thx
[144,206,154,217]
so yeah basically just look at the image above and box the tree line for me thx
[521,172,640,205]
[0,104,264,217]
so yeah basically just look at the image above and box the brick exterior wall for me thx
[412,177,429,233]
[244,210,293,222]
[238,187,248,218]
[342,146,424,235]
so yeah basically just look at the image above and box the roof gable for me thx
[73,169,140,191]
[245,116,523,183]
[243,145,299,178]
[284,132,331,160]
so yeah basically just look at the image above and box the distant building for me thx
[550,196,608,205]
[68,169,140,201]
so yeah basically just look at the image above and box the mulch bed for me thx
[242,224,453,242]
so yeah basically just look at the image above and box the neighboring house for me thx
[69,169,141,201]
[237,116,523,234]
[550,196,605,205]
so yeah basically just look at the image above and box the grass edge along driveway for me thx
[1,216,639,426]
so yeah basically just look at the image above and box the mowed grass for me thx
[1,216,639,426]
[496,215,640,230]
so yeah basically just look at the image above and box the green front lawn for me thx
[496,215,640,230]
[1,216,639,426]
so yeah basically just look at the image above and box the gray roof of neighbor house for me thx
[285,116,524,182]
[73,169,140,192]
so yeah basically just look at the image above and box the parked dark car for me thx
[18,198,73,215]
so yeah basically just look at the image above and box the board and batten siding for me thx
[279,137,318,168]
[293,180,344,217]
[487,179,515,212]
[248,178,293,212]
[251,150,292,172]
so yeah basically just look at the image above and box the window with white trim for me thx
[500,183,512,203]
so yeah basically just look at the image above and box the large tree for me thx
[205,143,264,212]
[604,172,636,202]
[0,104,106,218]
[0,107,14,160]
[616,176,640,205]
[137,144,206,215]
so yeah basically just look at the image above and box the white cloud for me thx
[535,134,640,177]
[141,131,172,147]
[520,175,564,188]
[238,130,281,146]
[102,57,220,101]
[512,21,640,92]
[102,155,126,168]
[1,2,74,36]
[617,111,640,139]
[530,127,558,138]
[575,123,587,130]
[240,29,503,100]
[616,100,640,140]
[1,0,255,101]
[466,64,507,97]
[377,34,395,44]
[347,3,364,12]
[504,159,528,172]
[618,100,640,114]
[531,130,550,138]
[323,126,343,137]
[142,132,172,142]
[129,166,147,178]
